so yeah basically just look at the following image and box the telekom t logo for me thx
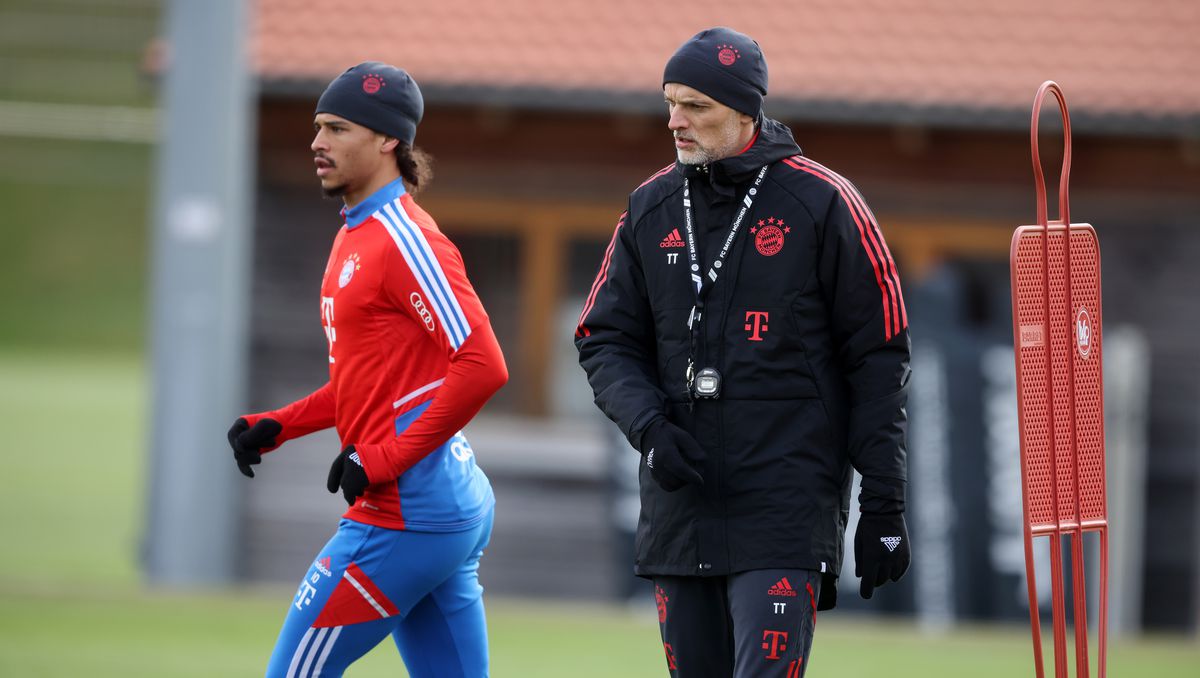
[761,629,788,660]
[321,296,336,363]
[745,311,769,341]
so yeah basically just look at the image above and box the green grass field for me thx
[2,351,1199,677]
[1,4,1197,671]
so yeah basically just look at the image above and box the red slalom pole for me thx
[1010,81,1109,678]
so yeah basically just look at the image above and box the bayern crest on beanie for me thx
[315,61,424,145]
[663,27,768,118]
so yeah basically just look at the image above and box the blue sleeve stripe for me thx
[377,201,470,349]
[376,202,471,349]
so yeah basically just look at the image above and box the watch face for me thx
[693,368,721,398]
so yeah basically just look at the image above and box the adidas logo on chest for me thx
[659,228,685,248]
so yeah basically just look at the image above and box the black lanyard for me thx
[681,164,770,398]
[683,164,769,327]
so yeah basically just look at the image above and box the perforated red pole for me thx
[1034,80,1075,678]
[1011,80,1109,678]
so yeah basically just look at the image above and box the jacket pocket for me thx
[721,305,818,399]
[653,304,694,402]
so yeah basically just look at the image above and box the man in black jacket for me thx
[575,27,912,677]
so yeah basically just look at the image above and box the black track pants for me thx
[653,569,820,678]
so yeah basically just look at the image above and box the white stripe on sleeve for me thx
[377,201,472,349]
[393,378,445,410]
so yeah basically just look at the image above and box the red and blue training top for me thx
[246,177,508,531]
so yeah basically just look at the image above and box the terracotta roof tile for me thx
[252,0,1200,129]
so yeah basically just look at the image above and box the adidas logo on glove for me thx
[880,536,902,552]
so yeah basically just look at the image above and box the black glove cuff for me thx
[859,476,906,514]
[634,416,668,457]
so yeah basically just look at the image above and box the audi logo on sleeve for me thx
[410,292,436,332]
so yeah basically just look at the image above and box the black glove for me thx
[854,511,911,599]
[326,446,370,505]
[638,418,704,492]
[226,417,282,478]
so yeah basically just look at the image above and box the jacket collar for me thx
[342,176,407,229]
[676,117,803,192]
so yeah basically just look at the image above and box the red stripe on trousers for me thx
[345,562,400,616]
[806,581,817,625]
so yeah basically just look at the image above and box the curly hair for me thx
[394,143,434,194]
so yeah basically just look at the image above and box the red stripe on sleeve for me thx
[637,163,675,189]
[782,157,906,339]
[791,156,907,331]
[576,211,627,338]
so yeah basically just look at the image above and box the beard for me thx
[315,153,344,198]
[676,145,718,166]
[675,114,745,165]
[321,182,348,199]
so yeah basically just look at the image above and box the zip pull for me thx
[685,359,696,412]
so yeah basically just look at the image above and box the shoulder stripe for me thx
[788,156,906,337]
[782,156,907,340]
[800,155,908,336]
[576,211,627,338]
[376,200,472,349]
[637,163,675,189]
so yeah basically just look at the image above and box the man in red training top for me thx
[226,61,507,678]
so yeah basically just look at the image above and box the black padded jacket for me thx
[575,118,911,609]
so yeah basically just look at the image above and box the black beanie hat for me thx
[663,27,768,118]
[315,61,424,145]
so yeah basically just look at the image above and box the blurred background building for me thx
[3,0,1198,637]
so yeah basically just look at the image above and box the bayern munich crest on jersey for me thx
[339,253,361,288]
[751,216,790,256]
